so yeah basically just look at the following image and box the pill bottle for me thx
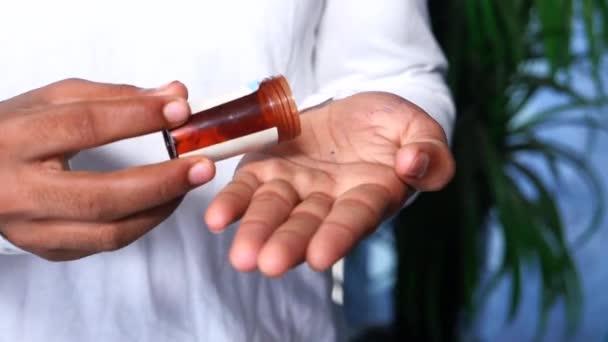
[162,75,300,161]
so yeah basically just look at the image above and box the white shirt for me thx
[0,1,454,341]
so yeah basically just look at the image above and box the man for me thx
[0,1,455,341]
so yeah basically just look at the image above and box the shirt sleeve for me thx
[299,0,455,143]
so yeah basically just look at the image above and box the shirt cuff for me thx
[0,233,29,255]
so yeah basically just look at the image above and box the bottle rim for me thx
[260,75,301,142]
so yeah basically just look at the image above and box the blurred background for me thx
[341,1,608,341]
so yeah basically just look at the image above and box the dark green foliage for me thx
[394,1,608,341]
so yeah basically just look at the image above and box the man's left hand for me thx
[205,92,455,277]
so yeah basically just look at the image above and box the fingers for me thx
[23,157,214,222]
[205,172,261,232]
[3,199,181,261]
[307,184,392,271]
[229,180,299,272]
[257,192,333,277]
[395,139,455,191]
[34,79,189,103]
[8,95,191,160]
[231,184,391,275]
[0,78,197,262]
[0,78,187,113]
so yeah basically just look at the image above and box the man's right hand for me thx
[0,79,215,261]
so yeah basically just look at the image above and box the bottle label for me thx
[180,127,278,161]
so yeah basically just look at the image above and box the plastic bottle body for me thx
[163,75,300,161]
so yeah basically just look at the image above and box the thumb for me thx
[395,139,455,192]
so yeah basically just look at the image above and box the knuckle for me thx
[254,183,297,208]
[112,83,141,97]
[82,193,114,221]
[56,77,90,88]
[230,179,256,196]
[0,121,16,150]
[240,218,270,229]
[69,104,102,146]
[155,175,179,200]
[116,96,164,123]
[307,192,333,203]
[58,77,87,87]
[253,160,288,180]
[231,171,260,191]
[273,228,308,242]
[142,96,166,114]
[341,196,380,217]
[44,78,87,102]
[27,102,101,149]
[1,118,33,149]
[0,172,35,220]
[301,192,333,211]
[290,209,323,225]
[324,220,359,243]
[255,188,286,202]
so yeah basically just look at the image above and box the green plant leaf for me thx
[509,83,540,115]
[504,167,582,338]
[510,161,567,248]
[582,0,600,66]
[596,0,608,44]
[533,0,574,72]
[514,73,589,102]
[466,0,483,51]
[563,264,583,336]
[497,1,526,64]
[582,0,606,92]
[480,135,527,321]
[509,96,608,133]
[526,116,608,132]
[507,139,606,247]
[405,0,607,339]
[479,0,506,62]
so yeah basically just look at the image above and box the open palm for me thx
[205,92,454,277]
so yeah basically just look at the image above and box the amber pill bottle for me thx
[162,75,301,161]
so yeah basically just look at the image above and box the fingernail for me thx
[407,153,430,179]
[188,160,213,185]
[163,99,190,126]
